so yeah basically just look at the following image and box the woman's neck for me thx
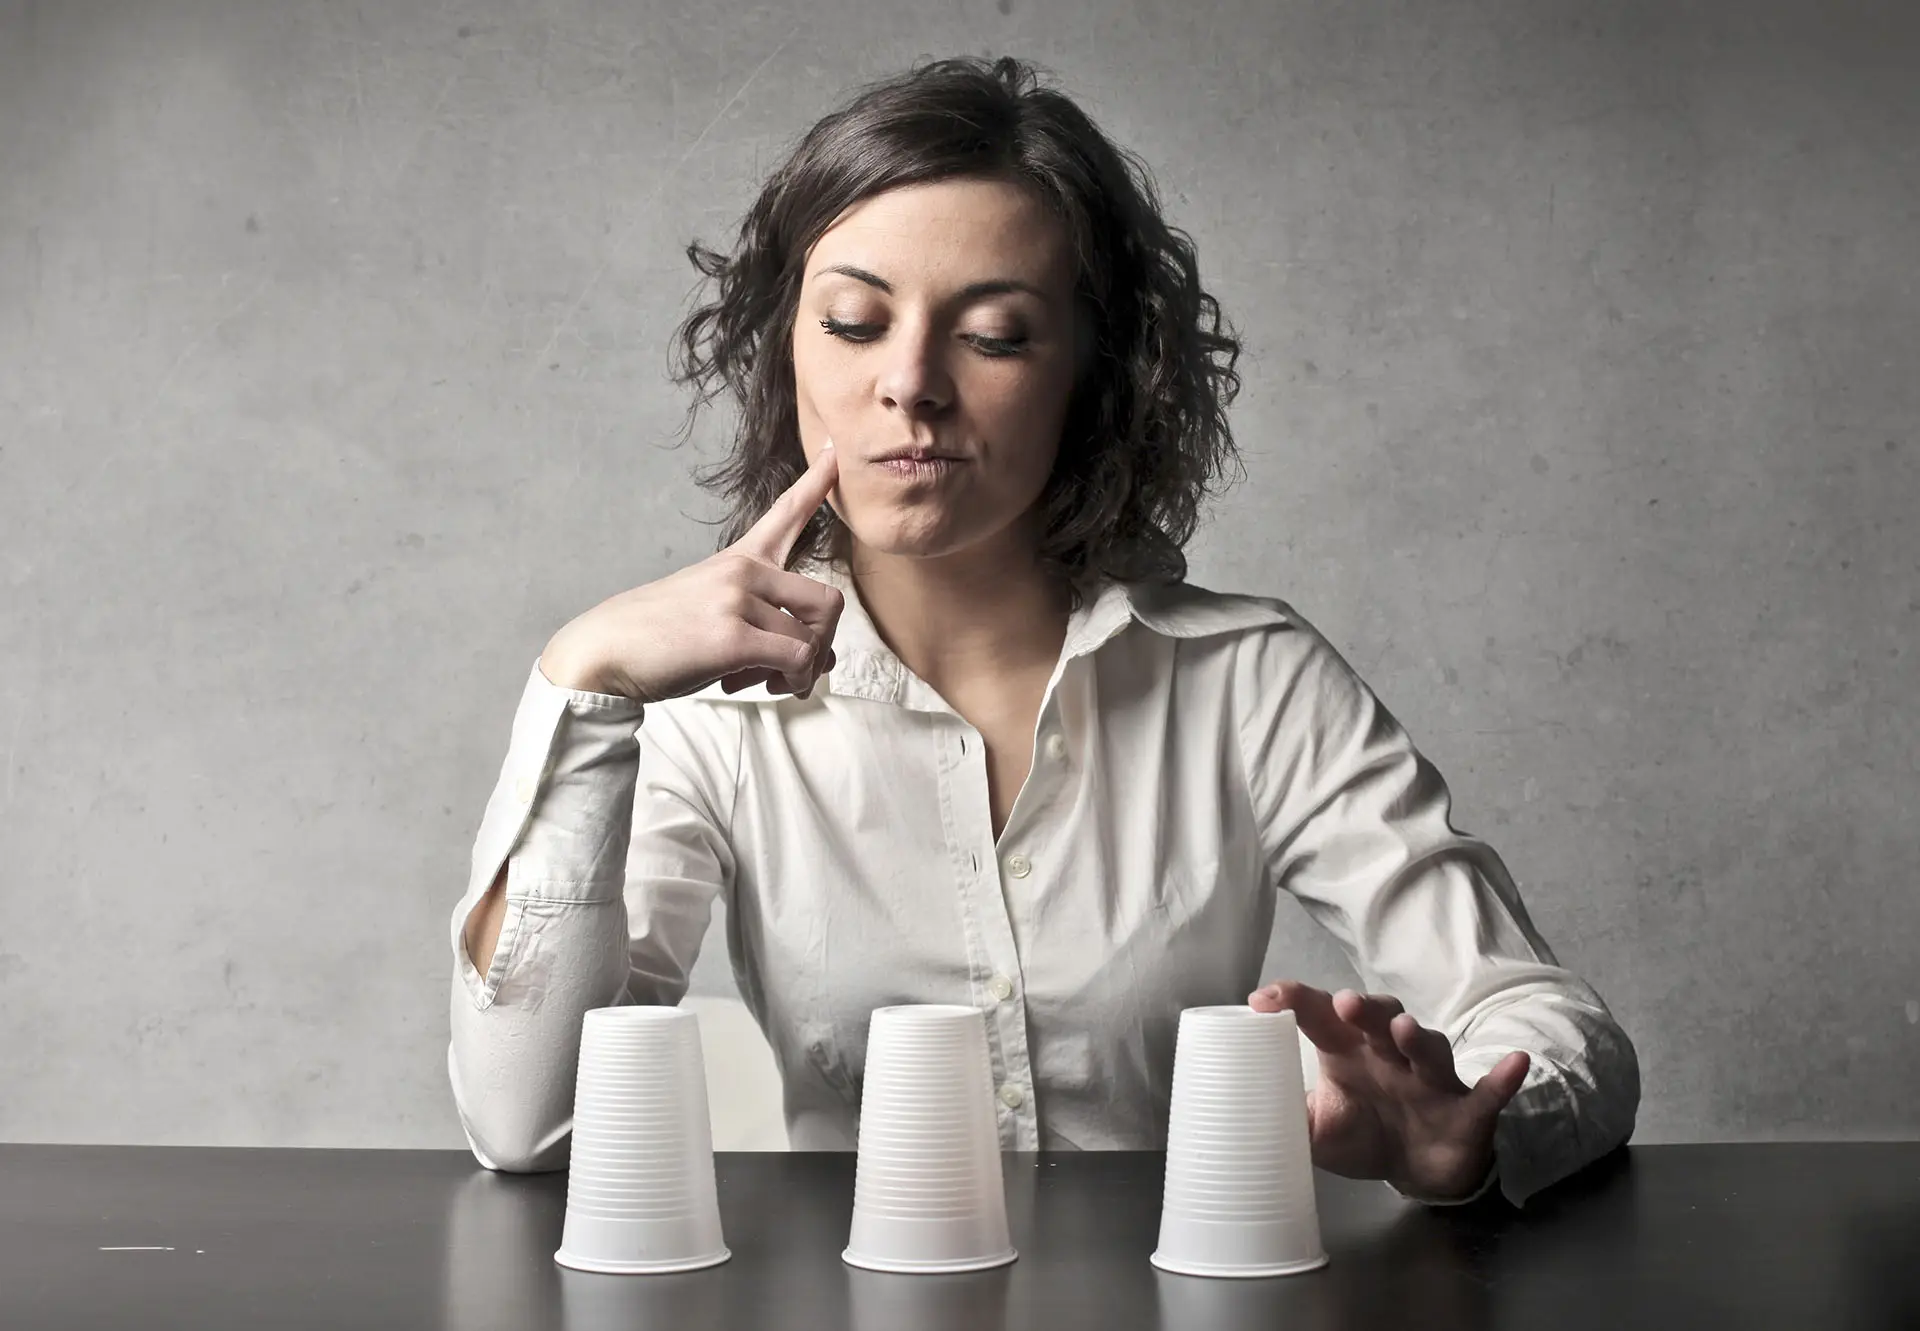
[846,533,1071,698]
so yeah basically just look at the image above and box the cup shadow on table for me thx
[1144,1147,1641,1331]
[440,1167,738,1331]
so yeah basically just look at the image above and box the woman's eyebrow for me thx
[819,263,893,292]
[817,263,1047,302]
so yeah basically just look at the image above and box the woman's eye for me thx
[966,333,1028,358]
[819,318,1028,358]
[820,318,882,343]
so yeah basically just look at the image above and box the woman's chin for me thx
[842,512,975,562]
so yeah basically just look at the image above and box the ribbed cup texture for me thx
[843,1005,1016,1273]
[1152,1006,1326,1277]
[554,1005,729,1274]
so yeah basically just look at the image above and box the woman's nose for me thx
[874,328,953,416]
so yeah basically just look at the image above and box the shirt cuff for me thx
[493,657,648,888]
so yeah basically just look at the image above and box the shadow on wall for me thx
[681,996,1323,1151]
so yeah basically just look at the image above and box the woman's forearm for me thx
[448,658,650,1170]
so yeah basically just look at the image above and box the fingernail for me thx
[821,438,835,455]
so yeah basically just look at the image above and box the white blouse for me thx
[446,564,1639,1208]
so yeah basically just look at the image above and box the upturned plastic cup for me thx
[553,1005,731,1274]
[842,1004,1017,1274]
[1151,1006,1328,1278]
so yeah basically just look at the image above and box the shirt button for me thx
[1044,732,1067,761]
[999,1084,1025,1110]
[988,974,1014,1002]
[513,775,539,804]
[1004,854,1032,879]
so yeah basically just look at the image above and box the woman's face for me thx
[791,176,1080,564]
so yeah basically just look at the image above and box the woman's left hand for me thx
[1249,980,1530,1201]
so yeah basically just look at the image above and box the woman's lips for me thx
[871,453,964,481]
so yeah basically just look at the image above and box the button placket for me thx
[938,713,1036,1148]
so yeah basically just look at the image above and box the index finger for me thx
[1250,980,1362,1054]
[735,442,839,566]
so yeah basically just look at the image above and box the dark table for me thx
[1,1144,1916,1330]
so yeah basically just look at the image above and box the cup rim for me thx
[1183,1004,1294,1021]
[842,1244,1018,1274]
[1149,1248,1327,1278]
[586,1005,696,1025]
[870,1003,984,1022]
[555,1244,730,1275]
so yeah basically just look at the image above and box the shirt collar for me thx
[691,560,1291,710]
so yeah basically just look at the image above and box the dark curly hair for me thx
[670,54,1245,590]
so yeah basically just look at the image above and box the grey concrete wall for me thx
[2,0,1915,1149]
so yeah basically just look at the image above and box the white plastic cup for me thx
[842,1004,1017,1274]
[553,1005,731,1275]
[1151,1005,1328,1278]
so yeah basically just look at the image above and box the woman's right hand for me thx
[539,443,845,702]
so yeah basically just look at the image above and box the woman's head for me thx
[674,55,1243,588]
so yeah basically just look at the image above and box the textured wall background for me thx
[2,0,1915,1149]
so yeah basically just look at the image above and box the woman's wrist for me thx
[1392,1153,1500,1205]
[540,624,622,696]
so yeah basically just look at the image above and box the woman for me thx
[448,56,1638,1208]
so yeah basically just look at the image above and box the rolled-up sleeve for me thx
[1234,620,1640,1208]
[445,659,730,1173]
